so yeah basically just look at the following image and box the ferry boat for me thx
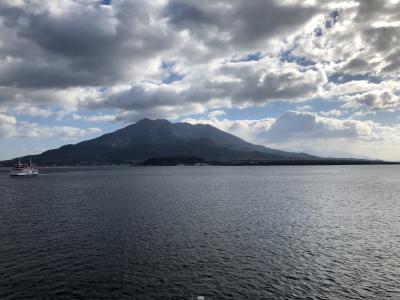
[10,157,39,177]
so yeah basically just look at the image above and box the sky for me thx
[0,0,400,161]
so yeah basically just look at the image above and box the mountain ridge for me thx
[1,118,318,166]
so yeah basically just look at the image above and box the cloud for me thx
[16,124,102,139]
[0,86,101,117]
[343,90,400,111]
[0,0,328,119]
[165,0,321,52]
[294,0,400,77]
[71,113,116,123]
[217,59,327,105]
[183,116,275,145]
[0,113,17,137]
[341,57,372,75]
[319,109,343,117]
[1,0,399,120]
[295,105,313,111]
[186,111,400,160]
[262,111,379,142]
[208,110,226,118]
[259,111,400,160]
[0,113,101,139]
[82,56,327,119]
[0,0,400,160]
[0,1,173,89]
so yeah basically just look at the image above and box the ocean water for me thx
[0,166,399,299]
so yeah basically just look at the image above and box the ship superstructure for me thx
[10,157,39,177]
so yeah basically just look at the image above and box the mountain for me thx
[2,118,318,165]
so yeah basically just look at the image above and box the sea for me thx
[0,166,399,299]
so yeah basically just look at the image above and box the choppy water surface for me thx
[1,166,400,299]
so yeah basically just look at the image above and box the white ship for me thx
[10,157,39,177]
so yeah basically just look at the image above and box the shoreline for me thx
[1,160,400,168]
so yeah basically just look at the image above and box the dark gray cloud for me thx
[165,0,319,50]
[344,90,400,111]
[0,1,175,89]
[342,58,372,75]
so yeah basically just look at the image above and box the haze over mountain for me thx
[2,119,317,165]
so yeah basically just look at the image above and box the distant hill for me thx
[1,118,318,166]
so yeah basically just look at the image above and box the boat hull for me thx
[10,170,39,177]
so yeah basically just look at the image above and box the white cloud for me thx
[184,116,275,145]
[0,113,17,137]
[185,111,400,161]
[319,109,343,117]
[295,105,313,111]
[262,111,380,142]
[0,113,101,139]
[71,113,116,122]
[207,110,226,118]
[16,124,101,139]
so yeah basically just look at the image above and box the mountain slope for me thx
[3,118,318,165]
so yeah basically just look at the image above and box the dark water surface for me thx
[1,166,399,299]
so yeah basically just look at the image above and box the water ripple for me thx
[1,166,400,299]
